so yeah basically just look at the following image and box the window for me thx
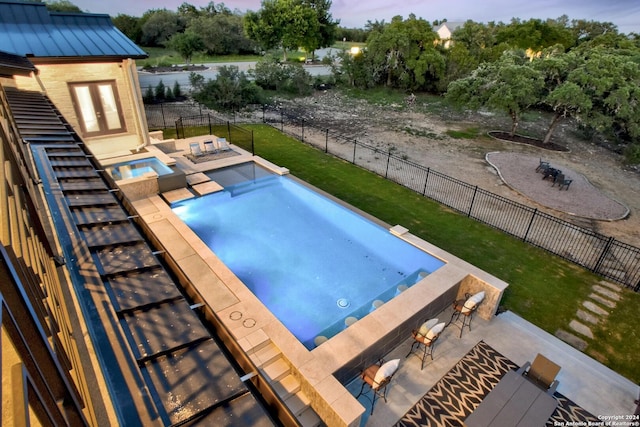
[69,81,125,136]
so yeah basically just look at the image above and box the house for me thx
[0,0,149,159]
[434,21,465,48]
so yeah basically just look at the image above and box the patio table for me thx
[464,369,557,427]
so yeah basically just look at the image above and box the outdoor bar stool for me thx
[406,319,445,370]
[355,358,399,415]
[536,158,550,173]
[448,291,485,338]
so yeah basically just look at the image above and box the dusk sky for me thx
[69,0,640,34]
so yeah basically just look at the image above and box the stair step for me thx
[297,406,322,427]
[285,390,311,417]
[240,329,271,356]
[262,357,290,382]
[272,374,301,400]
[250,342,282,368]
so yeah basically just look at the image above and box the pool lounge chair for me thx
[217,137,230,151]
[190,142,203,157]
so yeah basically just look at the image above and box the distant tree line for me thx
[335,15,640,162]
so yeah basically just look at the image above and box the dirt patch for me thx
[255,90,640,247]
[488,131,569,152]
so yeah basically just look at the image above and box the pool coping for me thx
[129,155,509,426]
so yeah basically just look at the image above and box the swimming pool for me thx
[172,164,445,349]
[106,157,174,181]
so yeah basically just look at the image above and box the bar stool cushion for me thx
[373,359,399,389]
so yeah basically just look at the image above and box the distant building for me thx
[434,21,465,48]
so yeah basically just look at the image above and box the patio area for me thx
[348,308,638,426]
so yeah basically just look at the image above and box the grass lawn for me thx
[240,123,640,384]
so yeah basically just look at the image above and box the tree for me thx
[244,0,336,61]
[112,14,143,45]
[190,66,265,111]
[299,0,339,59]
[44,0,82,12]
[166,31,205,65]
[140,9,185,46]
[364,15,444,91]
[446,51,544,136]
[188,14,256,55]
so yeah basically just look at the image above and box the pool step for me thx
[251,342,282,368]
[262,357,290,383]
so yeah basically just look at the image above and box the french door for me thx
[69,81,126,136]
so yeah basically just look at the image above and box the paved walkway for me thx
[486,152,629,220]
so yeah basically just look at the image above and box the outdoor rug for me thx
[395,341,598,426]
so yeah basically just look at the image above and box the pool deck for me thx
[117,135,638,426]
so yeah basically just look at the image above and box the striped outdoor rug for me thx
[395,341,598,426]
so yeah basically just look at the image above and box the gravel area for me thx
[486,152,630,221]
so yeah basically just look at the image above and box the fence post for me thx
[226,121,231,141]
[385,151,391,179]
[281,111,284,132]
[422,168,431,196]
[468,186,478,217]
[592,236,615,275]
[325,129,329,153]
[523,208,537,242]
[262,105,266,123]
[352,140,357,164]
[251,130,255,155]
[301,119,305,142]
[208,114,212,136]
[160,102,166,129]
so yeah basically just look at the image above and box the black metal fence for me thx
[145,101,204,130]
[262,105,640,291]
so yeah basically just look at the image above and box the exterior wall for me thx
[13,60,149,153]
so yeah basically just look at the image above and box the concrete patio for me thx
[347,308,638,426]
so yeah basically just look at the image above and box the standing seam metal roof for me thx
[0,1,147,59]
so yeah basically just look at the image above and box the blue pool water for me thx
[107,157,174,181]
[172,167,445,349]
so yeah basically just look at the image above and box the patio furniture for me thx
[464,369,557,427]
[517,353,561,395]
[448,291,485,338]
[542,167,561,181]
[406,319,445,370]
[355,358,399,415]
[552,173,573,190]
[189,142,203,157]
[203,140,216,153]
[535,158,550,173]
[217,137,230,151]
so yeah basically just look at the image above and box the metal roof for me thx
[0,0,147,60]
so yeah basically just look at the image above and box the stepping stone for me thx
[583,300,609,316]
[576,309,600,325]
[592,284,621,301]
[589,293,616,309]
[555,329,588,351]
[569,320,594,339]
[598,280,621,292]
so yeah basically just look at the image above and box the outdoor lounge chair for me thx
[189,142,203,157]
[406,319,445,370]
[203,140,216,153]
[355,358,399,415]
[517,353,561,395]
[552,173,573,190]
[448,291,484,338]
[217,137,230,151]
